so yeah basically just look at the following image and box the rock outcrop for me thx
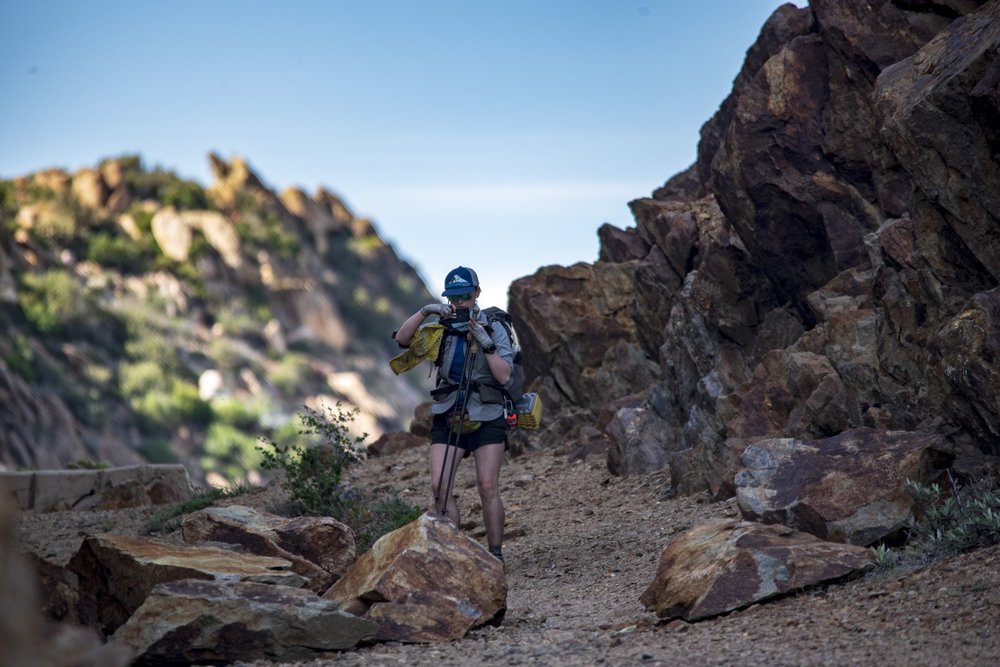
[510,0,1000,496]
[0,153,434,479]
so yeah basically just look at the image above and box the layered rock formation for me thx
[510,0,1000,494]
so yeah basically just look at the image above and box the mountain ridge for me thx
[0,152,433,485]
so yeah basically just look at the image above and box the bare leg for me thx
[429,443,463,528]
[473,442,505,549]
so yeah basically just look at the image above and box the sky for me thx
[1,0,802,310]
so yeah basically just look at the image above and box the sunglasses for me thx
[447,292,475,303]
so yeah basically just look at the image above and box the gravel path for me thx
[17,444,1000,665]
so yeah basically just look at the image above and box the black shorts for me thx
[431,413,509,455]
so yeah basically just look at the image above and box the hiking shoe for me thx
[488,545,504,563]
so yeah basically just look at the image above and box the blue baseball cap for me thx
[441,266,480,296]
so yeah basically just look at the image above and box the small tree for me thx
[258,403,367,516]
[257,403,421,552]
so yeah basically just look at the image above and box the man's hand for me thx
[420,303,452,318]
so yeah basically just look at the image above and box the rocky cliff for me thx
[0,154,434,483]
[510,0,1000,494]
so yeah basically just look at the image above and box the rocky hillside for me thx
[509,0,1000,491]
[0,153,434,484]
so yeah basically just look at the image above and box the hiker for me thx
[392,266,514,563]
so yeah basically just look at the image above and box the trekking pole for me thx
[435,331,478,516]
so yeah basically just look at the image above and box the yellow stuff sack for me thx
[389,324,445,375]
[514,392,542,429]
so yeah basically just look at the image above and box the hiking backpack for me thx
[480,306,525,404]
[430,305,539,429]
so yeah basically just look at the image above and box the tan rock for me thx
[71,168,108,210]
[181,505,356,591]
[640,519,873,621]
[68,533,306,634]
[0,464,194,512]
[323,512,506,642]
[180,210,242,269]
[150,207,192,262]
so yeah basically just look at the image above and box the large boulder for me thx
[112,579,376,663]
[181,505,356,591]
[735,428,954,545]
[323,512,506,642]
[68,533,306,635]
[640,519,873,621]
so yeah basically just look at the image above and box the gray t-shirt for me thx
[431,309,515,421]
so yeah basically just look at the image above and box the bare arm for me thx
[393,310,429,347]
[483,347,512,385]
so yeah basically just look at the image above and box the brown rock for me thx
[735,428,954,544]
[181,505,356,591]
[68,533,306,634]
[875,2,1000,282]
[369,431,425,457]
[409,401,433,437]
[112,579,376,663]
[934,287,1000,448]
[640,519,873,621]
[323,512,506,642]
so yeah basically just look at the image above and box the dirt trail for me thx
[17,443,1000,665]
[283,444,1000,666]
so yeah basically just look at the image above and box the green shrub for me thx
[905,478,1000,556]
[336,488,423,553]
[257,403,420,552]
[269,354,310,398]
[18,271,94,334]
[67,459,110,470]
[258,403,367,515]
[85,231,154,272]
[29,203,77,246]
[874,476,1000,570]
[130,207,155,236]
[0,179,16,212]
[2,334,36,381]
[146,484,257,534]
[236,210,299,259]
[132,379,211,432]
[119,360,167,399]
[160,178,209,211]
[211,396,262,430]
[139,437,178,464]
[202,422,264,482]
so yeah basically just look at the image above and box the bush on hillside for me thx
[18,270,95,335]
[258,403,421,552]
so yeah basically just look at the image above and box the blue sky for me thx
[1,1,801,310]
